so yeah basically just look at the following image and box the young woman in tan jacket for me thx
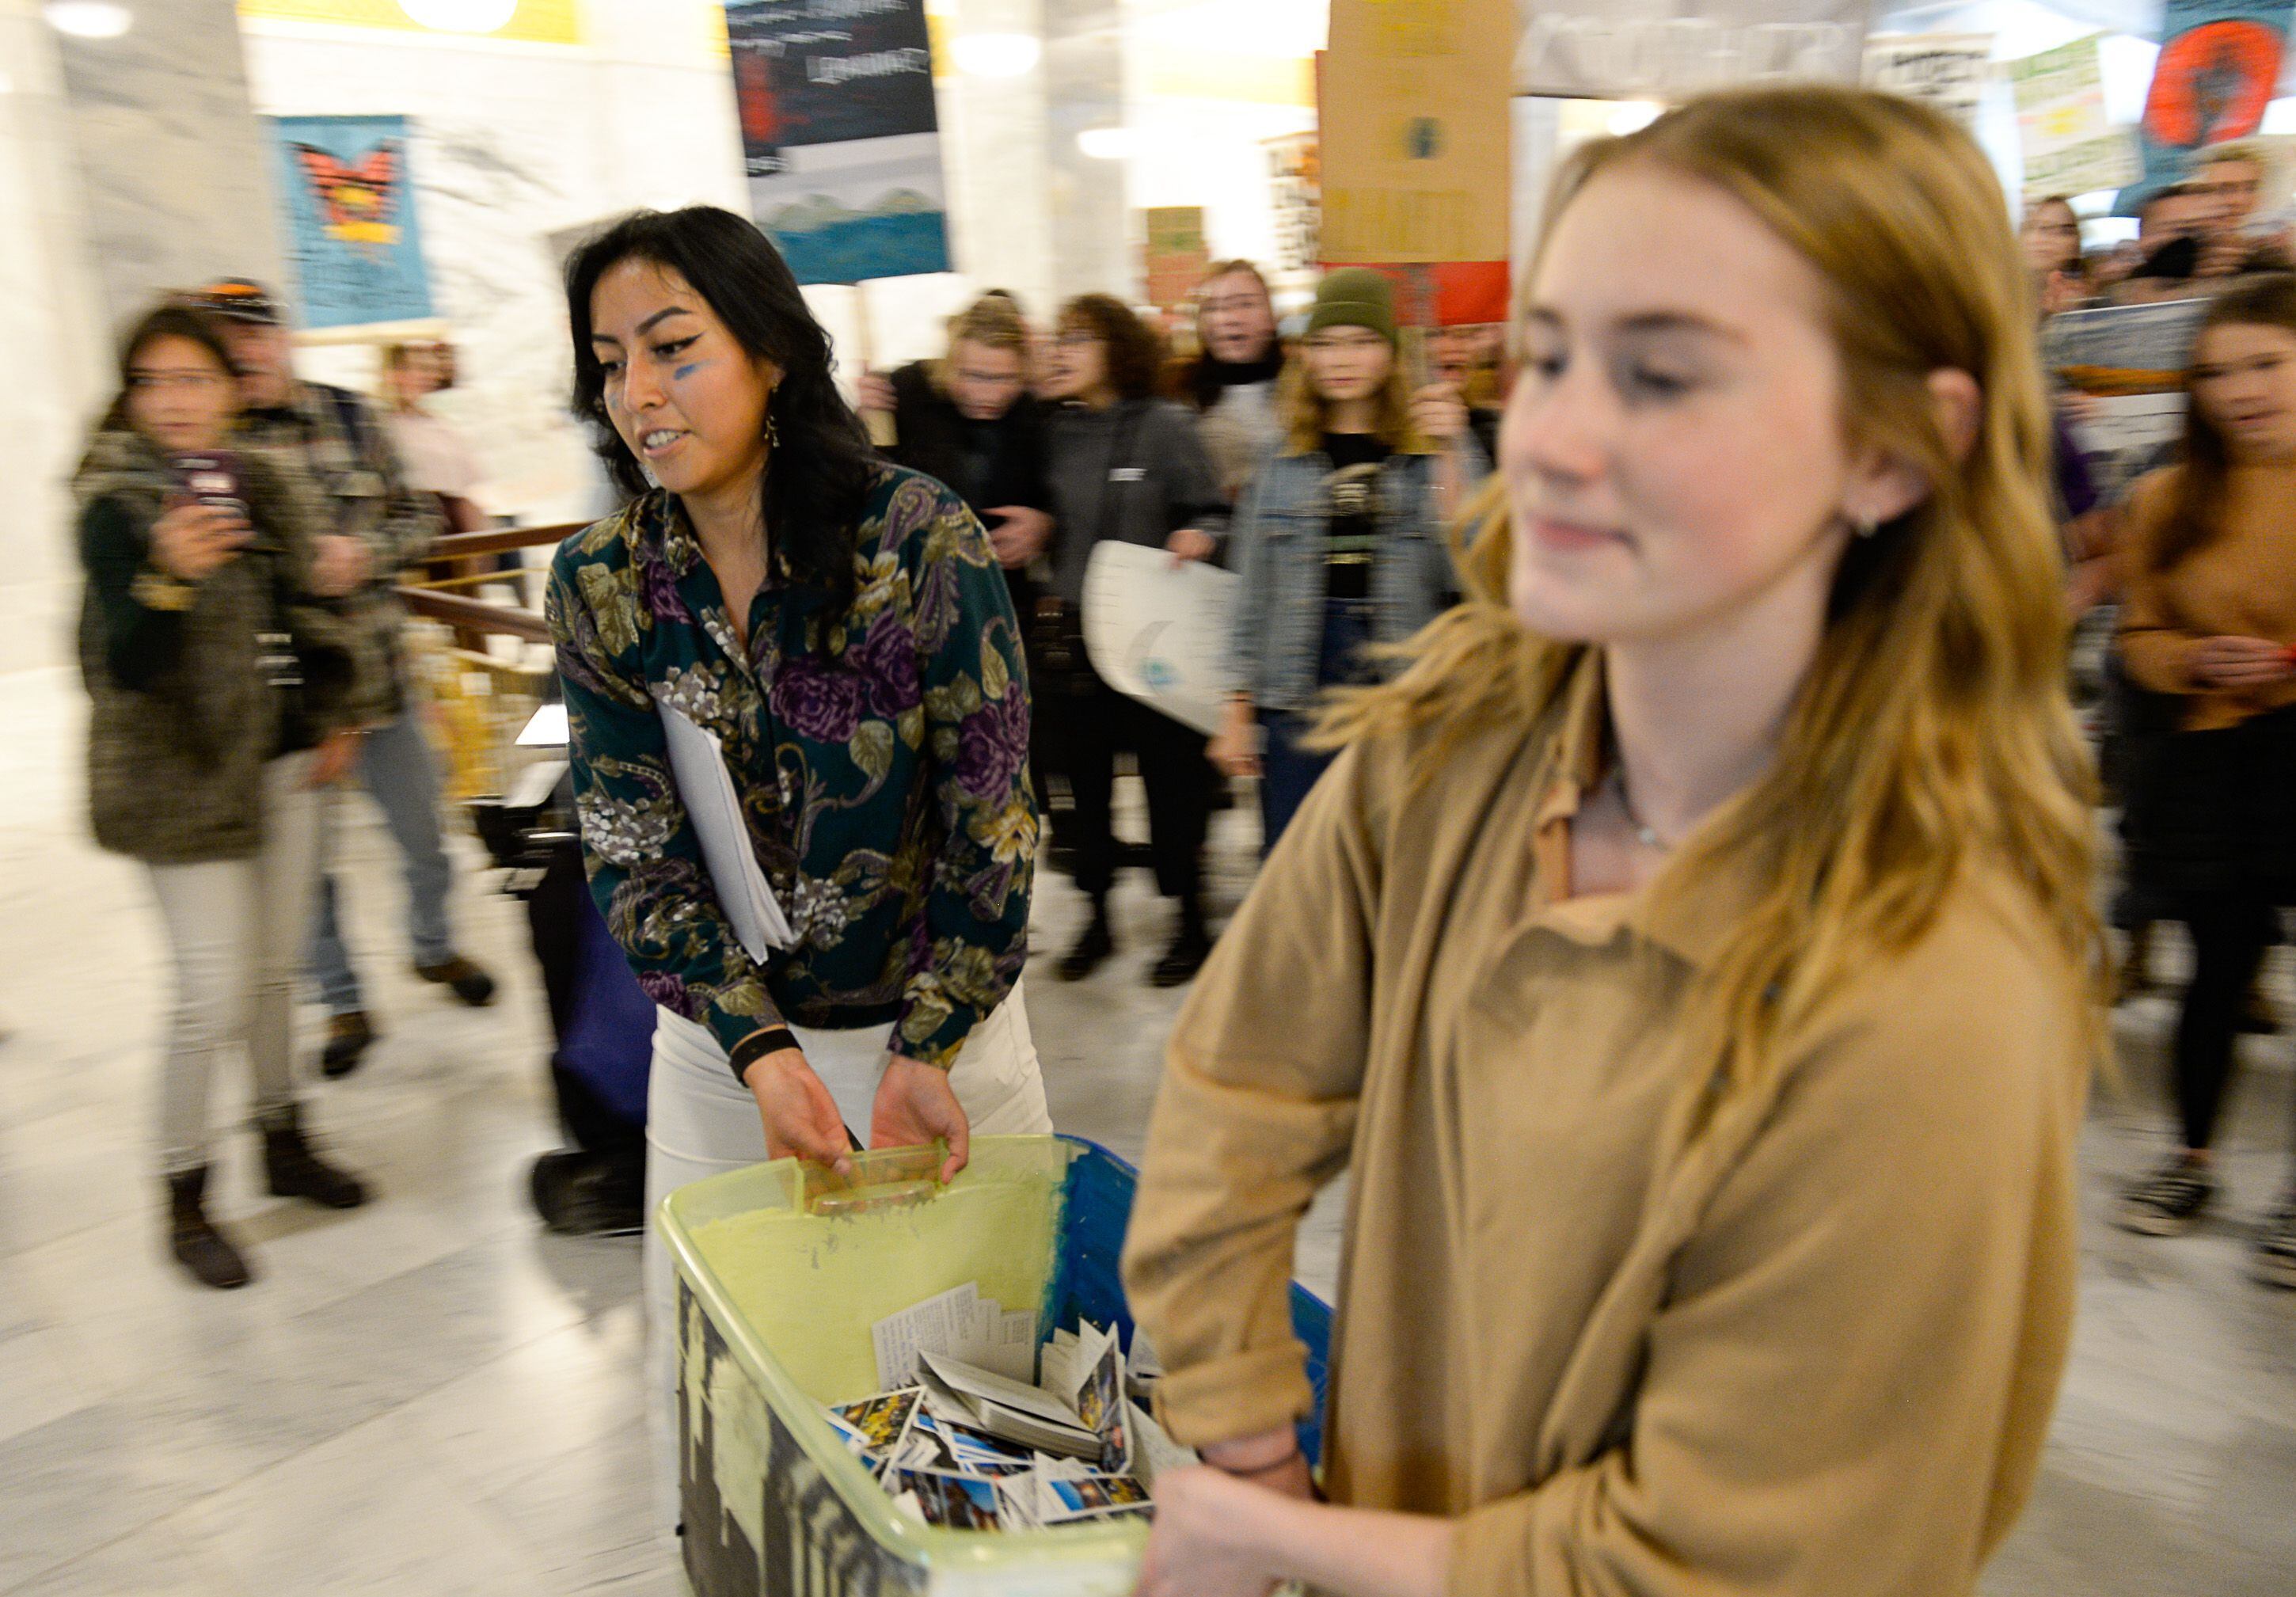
[2112,276,2296,1277]
[1119,87,2100,1597]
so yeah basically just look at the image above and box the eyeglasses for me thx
[129,371,230,392]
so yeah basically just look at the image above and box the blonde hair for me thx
[931,294,1029,397]
[1319,85,2100,1103]
[1277,348,1430,455]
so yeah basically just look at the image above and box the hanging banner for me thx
[1514,0,1869,101]
[268,114,434,330]
[1321,0,1514,266]
[2117,0,2296,215]
[1863,34,1994,132]
[724,0,952,284]
[1142,207,1211,315]
[2007,33,2142,200]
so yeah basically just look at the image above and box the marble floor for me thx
[0,661,2289,1595]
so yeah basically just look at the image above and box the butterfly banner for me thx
[267,114,435,329]
[2115,0,2296,214]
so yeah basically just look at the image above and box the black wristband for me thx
[728,1027,799,1086]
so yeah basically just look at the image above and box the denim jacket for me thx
[1227,437,1482,713]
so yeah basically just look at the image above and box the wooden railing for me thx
[393,522,583,646]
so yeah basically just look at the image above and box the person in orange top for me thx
[1121,87,2100,1597]
[2112,276,2296,1281]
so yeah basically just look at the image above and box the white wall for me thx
[239,1,751,526]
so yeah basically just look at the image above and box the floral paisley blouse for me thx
[545,466,1036,1076]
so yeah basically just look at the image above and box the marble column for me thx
[0,0,108,673]
[49,0,287,330]
[1043,0,1131,304]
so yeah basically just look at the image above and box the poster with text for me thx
[1321,0,1514,265]
[268,114,434,329]
[1863,33,1994,131]
[1143,207,1210,315]
[2007,34,2141,200]
[1515,0,1868,100]
[2048,298,2210,496]
[2116,0,2295,214]
[1264,131,1321,272]
[724,0,952,283]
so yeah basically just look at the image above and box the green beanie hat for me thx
[1306,268,1398,345]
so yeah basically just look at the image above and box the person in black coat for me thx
[860,293,1063,843]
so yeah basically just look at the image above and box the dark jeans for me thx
[1256,597,1378,857]
[1060,665,1214,903]
[2172,892,2286,1152]
[1259,711,1333,857]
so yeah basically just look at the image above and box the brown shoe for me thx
[260,1105,369,1211]
[321,1011,374,1078]
[168,1167,253,1289]
[415,953,496,1007]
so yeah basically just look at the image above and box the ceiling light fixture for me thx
[43,2,133,39]
[1606,101,1663,136]
[1077,126,1137,161]
[399,0,519,34]
[949,31,1041,78]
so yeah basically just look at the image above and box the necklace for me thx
[1610,766,1671,852]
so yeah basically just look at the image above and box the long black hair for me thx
[101,302,240,432]
[2153,272,2296,573]
[565,206,876,610]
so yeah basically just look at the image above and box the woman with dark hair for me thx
[545,207,1053,1519]
[1040,293,1230,986]
[2114,275,2296,1284]
[75,302,373,1290]
[2021,195,2087,313]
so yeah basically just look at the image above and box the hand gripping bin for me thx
[658,1135,1333,1597]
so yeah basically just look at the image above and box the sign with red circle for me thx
[2144,19,2284,148]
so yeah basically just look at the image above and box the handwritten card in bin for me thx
[872,1282,1037,1388]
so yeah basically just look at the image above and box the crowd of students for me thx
[864,263,1496,975]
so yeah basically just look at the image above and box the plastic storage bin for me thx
[660,1135,1332,1597]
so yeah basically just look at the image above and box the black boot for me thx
[260,1105,370,1210]
[1150,899,1214,989]
[167,1167,253,1290]
[1058,897,1116,982]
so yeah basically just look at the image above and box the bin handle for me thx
[798,1141,950,1217]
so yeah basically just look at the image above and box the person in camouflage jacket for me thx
[196,280,499,1076]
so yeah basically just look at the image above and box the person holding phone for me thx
[1123,86,2098,1595]
[75,302,374,1291]
[545,207,1053,1524]
[1209,268,1480,852]
[1040,295,1230,986]
[2113,276,2296,1284]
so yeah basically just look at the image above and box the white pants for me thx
[145,752,321,1177]
[641,983,1054,1528]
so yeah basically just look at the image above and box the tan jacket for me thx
[2119,461,2296,731]
[1122,660,2089,1597]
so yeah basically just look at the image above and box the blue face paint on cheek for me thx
[672,359,709,383]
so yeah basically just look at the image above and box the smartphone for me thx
[166,451,251,528]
